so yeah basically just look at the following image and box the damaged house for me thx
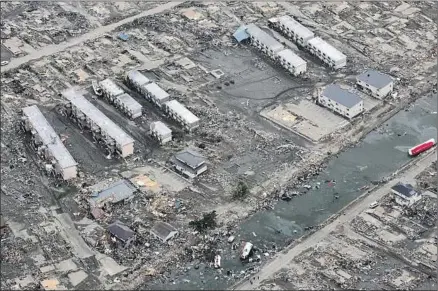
[170,149,207,179]
[108,220,136,248]
[150,221,179,243]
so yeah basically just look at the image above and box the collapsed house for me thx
[21,105,78,180]
[89,179,136,211]
[99,78,142,119]
[356,69,394,99]
[170,148,207,178]
[108,220,136,248]
[163,100,200,131]
[150,121,172,144]
[150,221,179,243]
[318,84,363,119]
[62,89,135,158]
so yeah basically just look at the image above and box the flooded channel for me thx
[147,94,437,290]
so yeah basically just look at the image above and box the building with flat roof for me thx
[142,82,170,107]
[22,105,77,180]
[99,79,142,119]
[164,100,199,131]
[307,37,347,69]
[150,121,172,145]
[318,84,363,119]
[273,15,315,47]
[62,89,135,158]
[99,79,124,98]
[277,48,307,76]
[356,69,394,99]
[245,23,284,59]
[170,149,207,178]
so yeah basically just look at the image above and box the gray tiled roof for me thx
[322,84,362,108]
[356,70,393,89]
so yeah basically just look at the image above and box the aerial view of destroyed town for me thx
[1,0,437,290]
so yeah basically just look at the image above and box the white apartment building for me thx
[307,37,347,69]
[143,82,170,108]
[275,15,315,47]
[150,121,172,145]
[356,70,394,99]
[277,49,307,76]
[318,84,363,119]
[245,23,284,59]
[164,100,200,131]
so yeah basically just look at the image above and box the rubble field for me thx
[1,1,437,290]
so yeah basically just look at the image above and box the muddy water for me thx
[147,94,437,290]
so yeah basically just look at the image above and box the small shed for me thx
[118,32,129,41]
[233,25,249,43]
[150,221,178,243]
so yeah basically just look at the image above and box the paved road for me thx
[1,1,185,73]
[233,150,437,290]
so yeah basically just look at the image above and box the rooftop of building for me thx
[308,37,346,62]
[322,84,362,108]
[356,69,393,89]
[277,48,306,67]
[245,23,284,52]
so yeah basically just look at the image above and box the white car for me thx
[1,61,9,66]
[369,201,379,209]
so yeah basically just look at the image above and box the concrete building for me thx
[143,82,170,107]
[271,15,315,47]
[391,183,422,207]
[164,100,200,131]
[356,70,394,99]
[150,121,172,145]
[126,70,150,89]
[245,23,284,59]
[108,221,136,248]
[307,37,347,69]
[99,79,142,119]
[277,48,307,76]
[62,89,135,158]
[21,105,78,180]
[318,84,363,119]
[170,149,207,178]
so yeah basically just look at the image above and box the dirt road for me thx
[233,150,437,290]
[1,1,185,73]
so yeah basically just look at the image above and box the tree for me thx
[232,180,249,200]
[189,211,217,233]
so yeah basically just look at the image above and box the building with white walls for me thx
[99,79,142,119]
[143,82,170,108]
[318,84,363,119]
[245,23,284,59]
[277,48,307,76]
[271,15,315,47]
[150,121,172,145]
[307,37,347,69]
[356,70,393,99]
[163,100,199,131]
[22,105,78,180]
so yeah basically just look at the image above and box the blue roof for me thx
[233,25,249,42]
[118,32,129,41]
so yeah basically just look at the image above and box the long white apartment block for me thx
[245,23,284,59]
[99,79,142,119]
[62,89,135,158]
[277,49,307,76]
[150,121,172,145]
[126,70,151,96]
[307,37,346,69]
[163,100,200,131]
[21,105,77,180]
[143,82,170,108]
[274,15,315,47]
